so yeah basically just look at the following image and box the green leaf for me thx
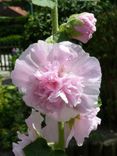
[24,138,52,156]
[32,0,55,9]
[24,137,68,156]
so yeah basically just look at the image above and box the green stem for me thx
[58,122,64,149]
[51,0,58,40]
[54,122,65,150]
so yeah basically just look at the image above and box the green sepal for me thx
[59,22,81,39]
[68,14,83,26]
[32,0,55,9]
[46,31,70,43]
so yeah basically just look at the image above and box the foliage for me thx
[24,137,67,156]
[0,16,27,48]
[0,16,27,38]
[0,35,22,46]
[0,78,31,150]
[23,1,112,47]
[23,11,52,48]
[0,16,27,25]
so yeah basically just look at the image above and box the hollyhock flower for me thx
[61,12,96,43]
[11,40,101,121]
[65,108,101,146]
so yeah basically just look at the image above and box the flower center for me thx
[32,61,84,113]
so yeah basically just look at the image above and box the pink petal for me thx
[26,110,59,142]
[65,108,101,147]
[50,106,78,122]
[48,41,78,65]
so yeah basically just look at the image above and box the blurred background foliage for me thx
[0,0,117,152]
[0,77,31,150]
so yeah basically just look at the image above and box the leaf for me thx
[32,0,55,9]
[24,137,68,156]
[24,138,52,156]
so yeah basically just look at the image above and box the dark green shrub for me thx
[0,16,27,25]
[0,16,28,38]
[0,78,31,150]
[23,12,52,48]
[0,35,22,46]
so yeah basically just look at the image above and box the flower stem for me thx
[54,122,64,150]
[51,0,58,40]
[58,122,64,149]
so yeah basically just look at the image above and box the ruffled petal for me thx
[26,110,59,142]
[65,108,101,147]
[48,41,78,65]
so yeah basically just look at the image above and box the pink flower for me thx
[65,108,101,146]
[11,40,101,121]
[62,12,96,43]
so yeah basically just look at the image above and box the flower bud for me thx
[60,12,97,43]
